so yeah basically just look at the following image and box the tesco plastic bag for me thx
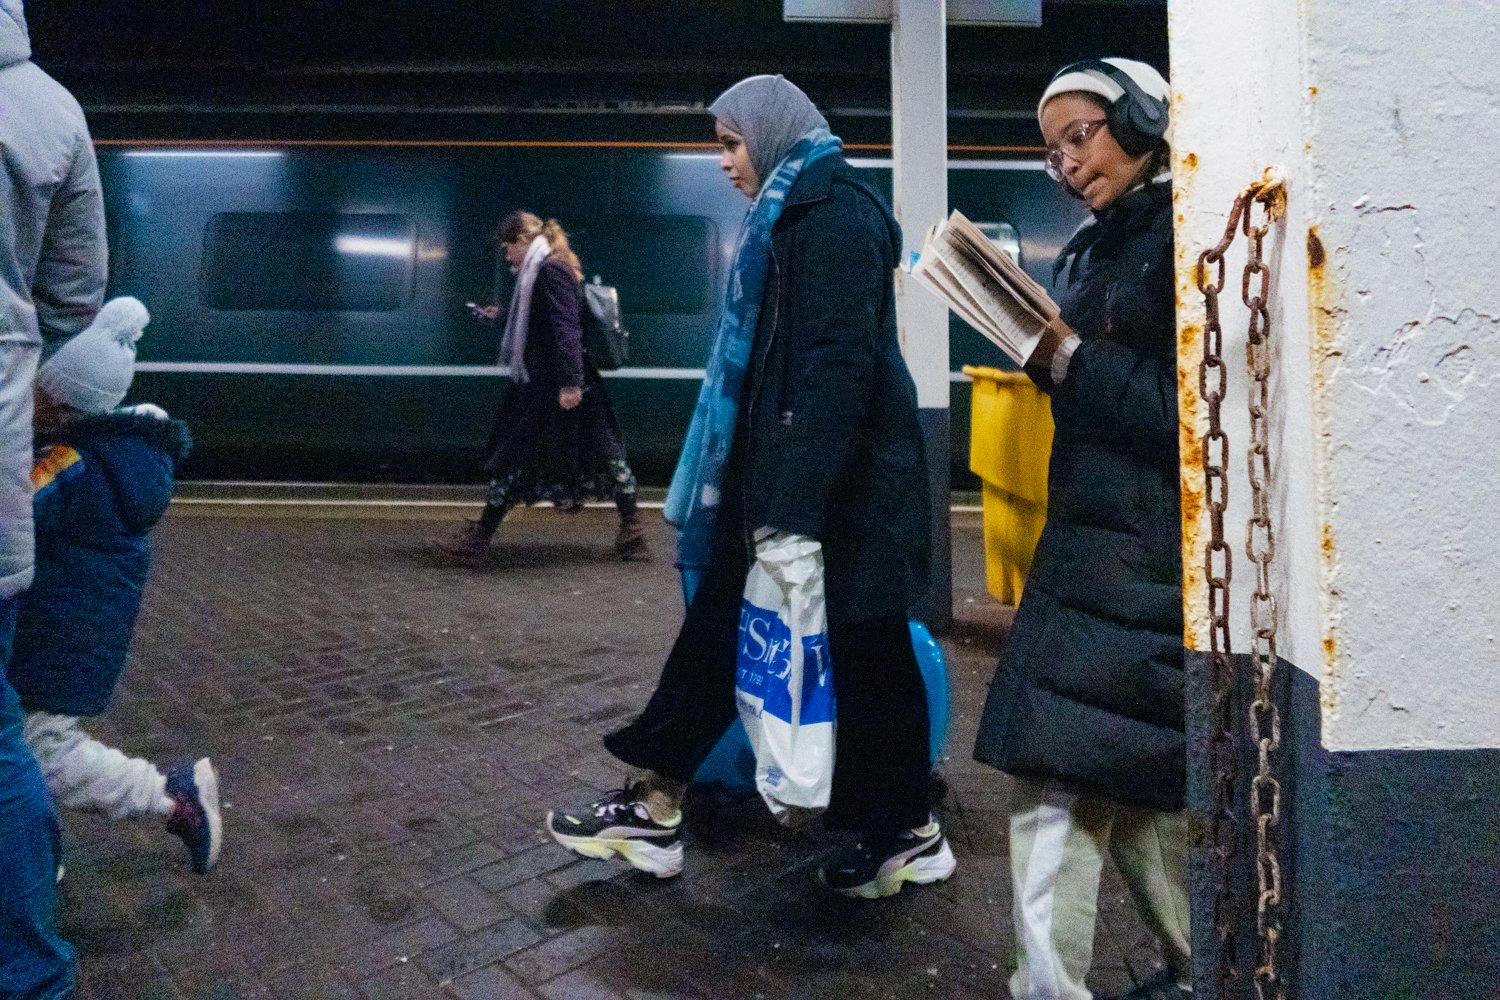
[734,533,834,825]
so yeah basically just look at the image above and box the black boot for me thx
[431,520,492,566]
[613,511,650,561]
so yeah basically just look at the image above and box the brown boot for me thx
[431,520,492,565]
[613,512,651,561]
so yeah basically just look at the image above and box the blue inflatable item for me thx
[692,620,950,793]
[910,619,949,762]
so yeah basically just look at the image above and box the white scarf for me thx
[498,234,552,383]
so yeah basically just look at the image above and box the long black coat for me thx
[485,257,628,503]
[972,181,1186,811]
[737,153,930,627]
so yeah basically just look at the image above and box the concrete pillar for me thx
[891,0,952,630]
[1170,0,1500,994]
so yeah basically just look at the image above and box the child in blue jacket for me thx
[6,297,221,873]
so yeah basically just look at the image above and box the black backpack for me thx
[581,276,630,370]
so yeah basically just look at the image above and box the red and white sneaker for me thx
[166,758,222,874]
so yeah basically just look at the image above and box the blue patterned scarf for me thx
[665,130,842,602]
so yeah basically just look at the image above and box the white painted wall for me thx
[1171,0,1500,750]
[1304,1,1500,749]
[890,0,950,407]
[1168,0,1324,698]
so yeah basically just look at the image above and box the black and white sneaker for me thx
[820,817,956,899]
[546,787,684,878]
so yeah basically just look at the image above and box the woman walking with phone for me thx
[434,212,648,563]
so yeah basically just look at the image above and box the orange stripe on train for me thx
[31,446,81,492]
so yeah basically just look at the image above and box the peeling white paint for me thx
[1172,0,1500,751]
[1310,0,1500,750]
[1168,0,1322,687]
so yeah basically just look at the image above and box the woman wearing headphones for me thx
[972,59,1191,1000]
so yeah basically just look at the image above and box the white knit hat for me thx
[36,297,150,414]
[1036,57,1170,121]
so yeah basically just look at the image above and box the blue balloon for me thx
[909,619,949,764]
[692,620,950,793]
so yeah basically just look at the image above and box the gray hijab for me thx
[709,75,831,192]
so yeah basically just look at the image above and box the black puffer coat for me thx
[973,181,1185,811]
[740,153,930,627]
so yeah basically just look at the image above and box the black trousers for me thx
[603,515,931,833]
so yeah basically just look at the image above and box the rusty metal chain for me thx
[1195,171,1287,1000]
[1242,174,1287,1000]
[1195,192,1248,997]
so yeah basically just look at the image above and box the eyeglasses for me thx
[1044,119,1108,181]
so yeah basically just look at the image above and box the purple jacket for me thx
[521,258,585,390]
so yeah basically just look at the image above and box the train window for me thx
[574,215,718,315]
[200,212,415,312]
[974,222,1022,267]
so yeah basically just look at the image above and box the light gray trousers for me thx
[23,712,172,820]
[1008,777,1192,1000]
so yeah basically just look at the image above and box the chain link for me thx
[1241,177,1286,1000]
[1195,171,1287,999]
[1195,193,1247,996]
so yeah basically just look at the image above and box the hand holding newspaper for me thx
[909,210,1071,370]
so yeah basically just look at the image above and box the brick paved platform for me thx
[56,505,1164,999]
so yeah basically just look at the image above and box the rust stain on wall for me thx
[1320,520,1342,713]
[1309,224,1344,714]
[1307,224,1338,413]
[1169,134,1218,652]
[1307,228,1326,268]
[1172,138,1212,651]
[1178,319,1206,593]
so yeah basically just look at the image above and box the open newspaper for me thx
[909,209,1066,368]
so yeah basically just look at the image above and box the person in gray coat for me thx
[0,0,107,995]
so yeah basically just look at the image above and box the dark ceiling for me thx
[24,0,1167,146]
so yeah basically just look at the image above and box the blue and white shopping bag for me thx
[735,533,834,824]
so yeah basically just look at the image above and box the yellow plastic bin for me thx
[963,366,1054,605]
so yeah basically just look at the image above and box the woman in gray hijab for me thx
[707,73,832,196]
[547,74,952,901]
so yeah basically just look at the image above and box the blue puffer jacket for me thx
[7,407,190,716]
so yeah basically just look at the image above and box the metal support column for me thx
[891,0,951,631]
